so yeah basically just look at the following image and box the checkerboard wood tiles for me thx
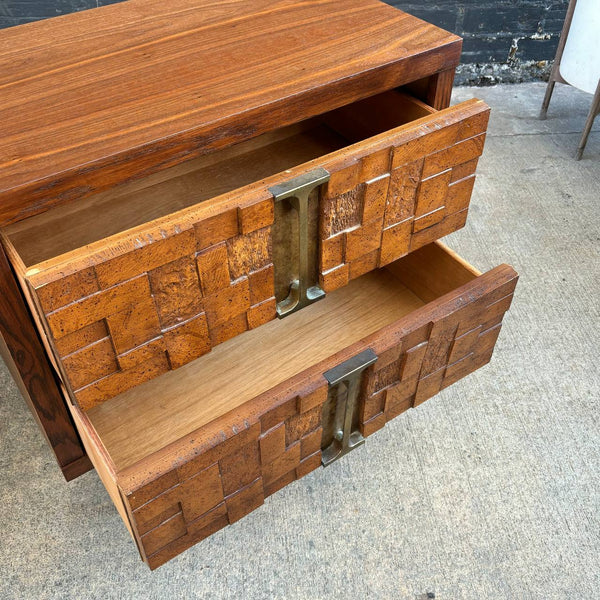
[360,269,517,436]
[319,107,489,292]
[36,203,276,410]
[124,381,327,569]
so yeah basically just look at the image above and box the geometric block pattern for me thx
[34,199,277,410]
[120,263,516,569]
[358,271,517,437]
[124,381,327,570]
[319,108,489,293]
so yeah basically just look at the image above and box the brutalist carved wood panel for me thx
[29,202,276,410]
[319,104,489,291]
[124,382,327,570]
[119,263,516,570]
[359,268,517,436]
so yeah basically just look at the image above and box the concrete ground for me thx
[1,82,598,599]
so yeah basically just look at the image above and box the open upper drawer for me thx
[62,242,518,569]
[1,90,489,410]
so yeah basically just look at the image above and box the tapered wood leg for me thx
[539,0,577,120]
[576,80,600,160]
[539,79,556,120]
[0,241,92,481]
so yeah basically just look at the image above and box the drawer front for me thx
[114,254,516,569]
[23,99,489,410]
[319,100,487,290]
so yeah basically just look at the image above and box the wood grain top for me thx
[0,0,461,225]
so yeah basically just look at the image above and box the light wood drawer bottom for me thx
[67,241,517,569]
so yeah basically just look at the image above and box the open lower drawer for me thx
[55,242,517,569]
[1,89,490,410]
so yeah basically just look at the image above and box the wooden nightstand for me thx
[0,0,517,568]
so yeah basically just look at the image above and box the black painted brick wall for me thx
[0,0,568,66]
[391,1,568,65]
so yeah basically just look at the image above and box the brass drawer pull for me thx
[321,348,378,466]
[269,168,330,318]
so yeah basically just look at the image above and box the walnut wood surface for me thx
[75,242,517,569]
[4,93,489,410]
[0,241,91,480]
[426,68,457,110]
[0,0,461,225]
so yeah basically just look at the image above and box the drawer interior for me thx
[3,90,435,267]
[85,242,480,472]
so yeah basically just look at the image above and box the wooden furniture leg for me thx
[0,241,92,481]
[540,0,577,120]
[540,0,598,159]
[576,79,600,160]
